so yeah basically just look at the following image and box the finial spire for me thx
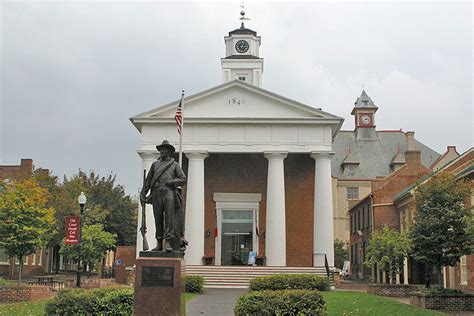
[239,3,250,28]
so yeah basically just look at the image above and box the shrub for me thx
[0,277,7,285]
[249,274,331,292]
[420,287,465,296]
[95,288,133,315]
[45,286,132,315]
[185,275,204,293]
[234,290,327,315]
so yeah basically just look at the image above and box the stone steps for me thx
[185,265,329,289]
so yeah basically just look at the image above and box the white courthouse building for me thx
[130,19,344,268]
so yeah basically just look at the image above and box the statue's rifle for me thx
[140,169,149,251]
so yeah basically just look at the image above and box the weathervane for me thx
[240,3,250,28]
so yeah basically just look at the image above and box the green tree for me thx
[364,226,411,283]
[34,169,138,247]
[410,172,472,287]
[334,239,349,270]
[0,178,54,284]
[60,224,116,271]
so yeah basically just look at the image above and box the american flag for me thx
[175,96,183,134]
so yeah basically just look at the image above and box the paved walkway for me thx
[186,288,247,316]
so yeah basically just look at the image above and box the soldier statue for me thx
[140,140,187,252]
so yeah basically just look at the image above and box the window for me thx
[460,255,467,284]
[346,164,356,174]
[347,187,359,200]
[362,208,365,229]
[38,249,42,266]
[368,205,372,227]
[237,76,247,81]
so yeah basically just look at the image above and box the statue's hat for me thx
[156,140,175,153]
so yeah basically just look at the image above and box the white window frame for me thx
[460,255,467,285]
[214,193,261,266]
[38,249,43,266]
[346,187,359,200]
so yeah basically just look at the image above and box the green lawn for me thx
[322,291,442,316]
[0,299,49,316]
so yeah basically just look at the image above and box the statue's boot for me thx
[152,240,163,251]
[164,239,173,252]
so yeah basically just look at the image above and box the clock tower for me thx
[221,11,264,87]
[351,90,378,140]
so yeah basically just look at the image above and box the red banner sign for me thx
[65,216,80,244]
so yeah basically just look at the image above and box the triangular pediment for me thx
[131,80,341,121]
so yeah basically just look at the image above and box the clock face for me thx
[360,114,371,125]
[235,40,249,53]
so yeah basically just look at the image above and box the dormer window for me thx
[345,164,357,174]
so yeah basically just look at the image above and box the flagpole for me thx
[178,89,185,168]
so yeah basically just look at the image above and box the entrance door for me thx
[220,210,253,266]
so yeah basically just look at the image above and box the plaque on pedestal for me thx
[133,254,185,316]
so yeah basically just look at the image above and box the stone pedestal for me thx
[134,252,185,316]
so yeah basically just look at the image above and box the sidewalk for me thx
[186,288,246,316]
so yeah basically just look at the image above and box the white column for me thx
[377,266,381,283]
[136,151,159,257]
[264,151,287,266]
[404,257,409,285]
[382,271,387,284]
[311,152,335,267]
[184,151,208,265]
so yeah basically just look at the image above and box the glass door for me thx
[221,210,253,266]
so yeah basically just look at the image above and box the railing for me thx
[313,253,331,277]
[101,266,115,279]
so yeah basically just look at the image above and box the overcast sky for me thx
[1,1,472,195]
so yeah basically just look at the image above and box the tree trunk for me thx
[18,257,23,286]
[54,245,60,274]
[425,263,431,288]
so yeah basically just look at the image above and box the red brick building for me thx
[394,148,473,291]
[0,159,51,280]
[349,136,430,281]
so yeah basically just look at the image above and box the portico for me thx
[130,19,343,268]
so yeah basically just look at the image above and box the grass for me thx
[0,292,198,316]
[322,291,443,316]
[0,299,49,316]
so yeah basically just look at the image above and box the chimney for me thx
[406,131,416,151]
[405,132,421,165]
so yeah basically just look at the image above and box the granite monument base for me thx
[133,252,185,316]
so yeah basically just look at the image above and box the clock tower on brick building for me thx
[351,90,378,140]
[221,11,263,87]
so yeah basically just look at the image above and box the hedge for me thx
[45,287,133,316]
[185,275,204,293]
[234,290,327,315]
[249,274,331,292]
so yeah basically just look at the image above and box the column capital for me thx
[310,152,335,160]
[137,150,159,160]
[264,151,288,161]
[185,151,209,160]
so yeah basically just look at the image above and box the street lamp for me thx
[77,192,87,288]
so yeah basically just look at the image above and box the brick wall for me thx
[367,284,420,297]
[410,293,474,311]
[204,153,315,267]
[115,246,136,284]
[372,150,429,231]
[0,159,33,180]
[0,285,53,302]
